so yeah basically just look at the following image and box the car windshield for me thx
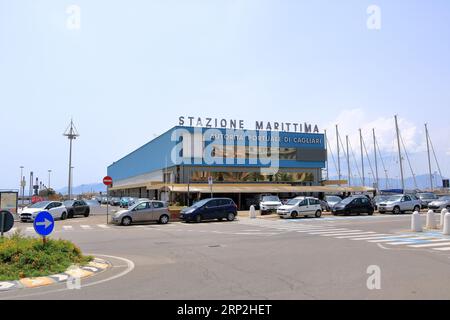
[262,196,279,202]
[439,196,450,201]
[340,197,355,205]
[29,201,51,208]
[191,199,211,208]
[287,199,301,205]
[387,195,403,201]
[63,201,75,206]
[374,196,388,202]
[326,196,341,202]
[418,193,436,199]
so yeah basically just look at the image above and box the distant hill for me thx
[56,183,106,195]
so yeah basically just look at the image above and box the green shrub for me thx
[0,231,93,281]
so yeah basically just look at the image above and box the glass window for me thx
[152,202,164,209]
[135,202,149,211]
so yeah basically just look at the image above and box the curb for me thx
[0,257,111,292]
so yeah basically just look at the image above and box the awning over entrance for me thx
[151,184,375,194]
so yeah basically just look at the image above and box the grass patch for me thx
[0,230,93,281]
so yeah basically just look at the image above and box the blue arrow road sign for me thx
[33,211,54,237]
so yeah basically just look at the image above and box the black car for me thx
[180,198,238,223]
[332,196,374,216]
[63,200,90,218]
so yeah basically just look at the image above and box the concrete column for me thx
[426,210,436,229]
[443,213,450,236]
[441,208,448,228]
[249,205,256,219]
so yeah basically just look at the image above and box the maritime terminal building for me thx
[108,122,371,208]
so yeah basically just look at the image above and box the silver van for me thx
[112,200,170,226]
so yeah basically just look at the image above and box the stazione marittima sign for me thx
[178,116,320,133]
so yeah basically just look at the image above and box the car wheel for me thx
[368,211,374,216]
[218,218,223,221]
[61,212,67,220]
[291,211,298,219]
[121,216,132,226]
[315,210,322,218]
[226,213,235,221]
[68,210,74,219]
[159,214,169,225]
[413,205,420,212]
[446,206,450,211]
[195,215,202,223]
[393,206,401,215]
[84,208,90,218]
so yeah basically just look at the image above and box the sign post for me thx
[0,210,14,238]
[208,176,213,198]
[103,176,113,224]
[33,211,54,245]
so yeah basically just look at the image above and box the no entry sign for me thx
[103,176,113,186]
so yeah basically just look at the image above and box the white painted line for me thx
[298,228,350,234]
[351,234,412,241]
[63,226,73,230]
[408,242,450,248]
[320,231,371,237]
[97,224,109,229]
[308,229,359,235]
[26,227,33,232]
[384,237,432,245]
[432,247,450,251]
[334,232,378,239]
[80,225,92,230]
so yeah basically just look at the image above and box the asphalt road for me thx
[2,210,450,300]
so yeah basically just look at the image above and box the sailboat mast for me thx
[373,129,379,191]
[336,125,341,183]
[324,130,329,181]
[359,129,365,186]
[425,123,433,191]
[346,135,351,186]
[394,115,405,191]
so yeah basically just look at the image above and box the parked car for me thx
[323,195,342,211]
[428,196,450,213]
[120,197,134,208]
[373,195,390,211]
[63,200,90,218]
[112,200,170,226]
[277,197,322,219]
[332,196,374,216]
[417,192,439,209]
[378,194,421,214]
[20,201,68,222]
[259,195,282,215]
[180,198,238,223]
[101,196,109,204]
[109,197,121,206]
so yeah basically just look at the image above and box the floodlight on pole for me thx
[63,119,79,200]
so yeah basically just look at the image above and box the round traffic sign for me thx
[103,176,113,186]
[33,211,54,237]
[0,210,14,233]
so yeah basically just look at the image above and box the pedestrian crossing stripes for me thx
[239,217,450,253]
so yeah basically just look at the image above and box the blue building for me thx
[108,126,327,208]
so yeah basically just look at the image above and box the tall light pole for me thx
[48,170,52,189]
[20,166,24,206]
[64,119,79,200]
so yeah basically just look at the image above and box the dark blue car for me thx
[180,198,238,223]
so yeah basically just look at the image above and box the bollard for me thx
[426,210,437,229]
[411,211,422,232]
[441,208,448,228]
[443,212,450,236]
[249,205,256,219]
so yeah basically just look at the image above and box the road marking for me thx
[293,228,349,233]
[350,234,412,241]
[320,231,371,237]
[309,229,361,235]
[80,225,92,230]
[63,226,73,230]
[334,232,379,239]
[97,224,109,229]
[408,242,450,248]
[433,247,450,251]
[26,227,33,232]
[383,237,433,245]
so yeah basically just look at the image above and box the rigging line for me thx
[326,137,338,178]
[399,132,418,189]
[362,136,375,184]
[337,133,350,182]
[375,138,389,188]
[348,139,362,184]
[428,132,443,179]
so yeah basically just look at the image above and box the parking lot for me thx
[3,203,450,300]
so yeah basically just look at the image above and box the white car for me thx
[20,201,68,222]
[259,195,282,215]
[277,197,323,219]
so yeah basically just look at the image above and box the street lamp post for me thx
[48,170,52,190]
[64,119,79,200]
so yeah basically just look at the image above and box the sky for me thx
[1,0,450,190]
